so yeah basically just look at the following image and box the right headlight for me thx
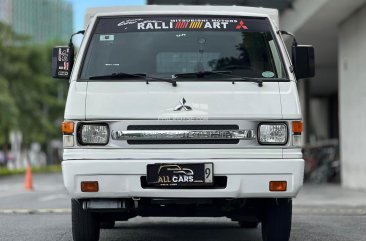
[78,123,109,145]
[258,123,288,145]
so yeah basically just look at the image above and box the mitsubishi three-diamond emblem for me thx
[174,98,192,111]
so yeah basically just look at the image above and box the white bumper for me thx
[62,158,304,199]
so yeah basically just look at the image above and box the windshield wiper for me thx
[230,77,263,87]
[147,76,177,87]
[89,72,177,87]
[173,71,233,78]
[89,72,147,80]
[230,77,292,87]
[172,71,265,87]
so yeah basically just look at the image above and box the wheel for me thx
[261,198,292,241]
[71,199,100,241]
[238,221,259,229]
[100,220,115,229]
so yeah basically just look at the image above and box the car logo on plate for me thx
[158,164,194,176]
[174,98,192,111]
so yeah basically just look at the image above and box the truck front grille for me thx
[126,125,240,145]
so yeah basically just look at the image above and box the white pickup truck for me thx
[52,5,314,241]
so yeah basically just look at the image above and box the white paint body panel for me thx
[64,81,87,120]
[63,158,304,199]
[65,81,303,121]
[63,148,284,160]
[63,6,304,199]
[85,82,283,120]
[279,82,302,119]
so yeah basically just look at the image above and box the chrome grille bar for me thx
[111,130,256,140]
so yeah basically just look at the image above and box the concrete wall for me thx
[339,4,366,190]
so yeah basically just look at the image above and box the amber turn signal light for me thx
[292,121,303,134]
[62,121,74,135]
[81,181,99,192]
[269,181,287,192]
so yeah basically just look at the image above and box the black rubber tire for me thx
[100,220,115,229]
[238,221,259,229]
[71,199,100,241]
[261,198,292,241]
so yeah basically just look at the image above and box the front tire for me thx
[261,198,292,241]
[72,199,100,241]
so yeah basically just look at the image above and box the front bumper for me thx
[62,158,304,199]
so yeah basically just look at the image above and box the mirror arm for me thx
[67,30,85,78]
[68,30,86,55]
[278,30,298,47]
[278,30,297,73]
[68,30,85,48]
[68,30,85,53]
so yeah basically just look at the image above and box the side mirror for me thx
[52,46,74,79]
[292,45,315,79]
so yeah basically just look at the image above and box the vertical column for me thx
[338,5,366,190]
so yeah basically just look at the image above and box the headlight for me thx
[78,123,109,145]
[258,123,288,145]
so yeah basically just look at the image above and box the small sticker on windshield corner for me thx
[100,35,114,41]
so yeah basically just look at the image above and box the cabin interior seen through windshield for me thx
[80,16,286,80]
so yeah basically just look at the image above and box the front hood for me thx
[84,81,283,120]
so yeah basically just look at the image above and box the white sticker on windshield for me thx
[262,71,275,78]
[100,35,114,41]
[117,18,143,27]
[105,63,120,66]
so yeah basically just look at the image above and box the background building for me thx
[0,0,12,25]
[147,0,366,190]
[0,0,73,43]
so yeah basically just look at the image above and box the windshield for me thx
[80,16,287,81]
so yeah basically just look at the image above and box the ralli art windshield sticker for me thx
[134,19,242,30]
[94,17,269,34]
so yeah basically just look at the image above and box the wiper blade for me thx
[147,76,177,87]
[173,71,232,78]
[230,77,263,87]
[173,71,264,87]
[89,72,147,80]
[230,77,291,87]
[89,72,177,87]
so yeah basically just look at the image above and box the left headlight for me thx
[258,123,288,145]
[78,123,109,145]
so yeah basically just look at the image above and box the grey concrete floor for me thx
[1,173,366,241]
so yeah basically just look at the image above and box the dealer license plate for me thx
[146,163,213,187]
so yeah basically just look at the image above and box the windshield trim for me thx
[77,14,289,82]
[79,78,290,83]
